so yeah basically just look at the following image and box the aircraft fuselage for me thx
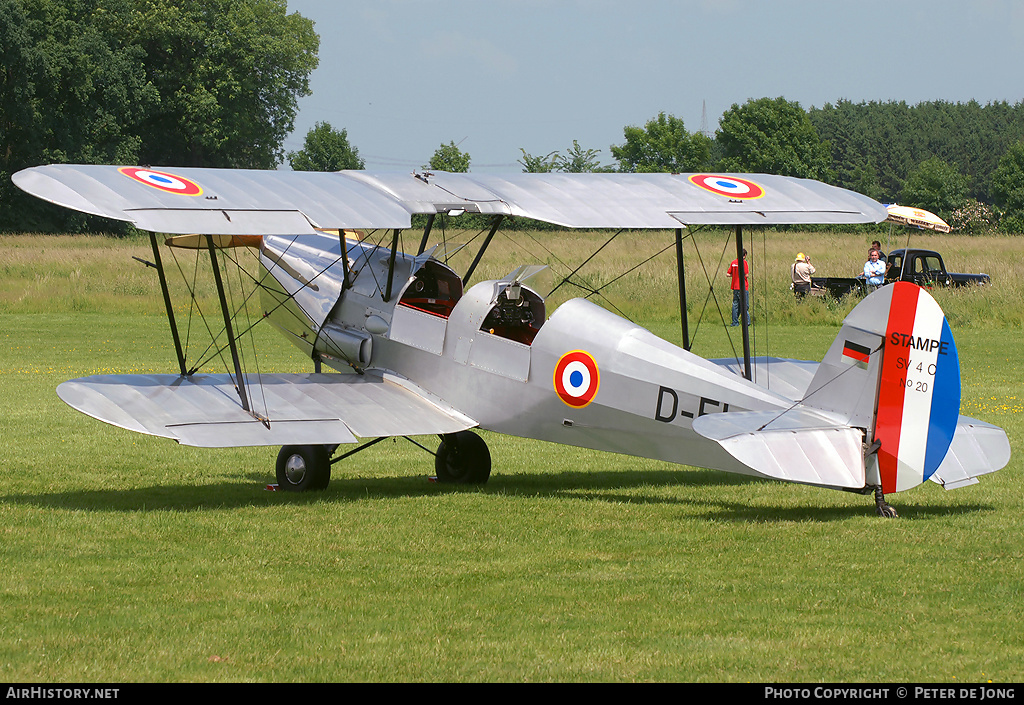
[260,233,795,479]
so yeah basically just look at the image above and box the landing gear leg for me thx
[873,485,898,518]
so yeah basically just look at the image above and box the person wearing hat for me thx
[791,252,815,301]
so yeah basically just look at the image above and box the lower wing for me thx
[56,371,476,448]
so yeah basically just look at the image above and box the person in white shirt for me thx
[864,249,886,290]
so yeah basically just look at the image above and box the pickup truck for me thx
[811,248,991,298]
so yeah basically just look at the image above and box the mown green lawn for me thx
[1,309,1019,682]
[0,233,1020,682]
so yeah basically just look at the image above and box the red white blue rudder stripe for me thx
[873,282,961,493]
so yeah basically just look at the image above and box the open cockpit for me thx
[397,259,463,319]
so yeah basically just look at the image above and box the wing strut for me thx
[417,214,435,256]
[206,235,251,412]
[735,225,752,380]
[149,232,188,377]
[464,215,504,286]
[384,228,401,302]
[674,228,691,351]
[339,231,352,291]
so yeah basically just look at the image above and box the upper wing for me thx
[14,165,888,233]
[389,171,889,228]
[56,370,476,448]
[13,165,415,233]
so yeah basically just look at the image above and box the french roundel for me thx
[688,174,765,200]
[553,350,600,408]
[119,167,203,196]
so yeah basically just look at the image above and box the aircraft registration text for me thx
[654,386,729,423]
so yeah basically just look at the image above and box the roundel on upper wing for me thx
[119,167,203,196]
[688,174,765,200]
[553,350,600,408]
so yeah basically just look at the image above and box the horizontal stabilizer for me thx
[57,371,476,448]
[708,356,819,400]
[692,408,865,489]
[929,416,1011,489]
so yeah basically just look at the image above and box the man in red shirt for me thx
[726,249,750,327]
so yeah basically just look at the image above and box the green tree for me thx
[288,122,364,171]
[716,97,832,180]
[125,0,319,168]
[519,140,610,173]
[427,141,471,172]
[560,140,610,172]
[610,112,711,173]
[1,0,49,228]
[900,157,970,222]
[991,141,1024,233]
[518,149,559,173]
[809,99,1024,203]
[1,0,159,230]
[809,99,887,198]
[1,0,320,231]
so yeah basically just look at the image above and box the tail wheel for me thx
[435,431,491,484]
[276,445,331,491]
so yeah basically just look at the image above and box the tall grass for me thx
[1,312,1021,681]
[4,229,1022,330]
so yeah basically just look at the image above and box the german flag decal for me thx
[841,340,871,369]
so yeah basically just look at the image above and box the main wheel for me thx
[435,431,491,484]
[276,445,331,491]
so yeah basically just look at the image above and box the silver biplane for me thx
[13,165,1010,516]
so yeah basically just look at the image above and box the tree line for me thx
[4,0,1024,233]
[809,99,1024,233]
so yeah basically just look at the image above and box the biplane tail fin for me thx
[802,282,964,494]
[696,283,1008,494]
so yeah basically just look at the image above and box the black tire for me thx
[276,445,331,491]
[435,431,491,484]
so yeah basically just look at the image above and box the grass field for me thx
[0,231,1021,682]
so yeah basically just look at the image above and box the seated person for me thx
[871,240,887,262]
[863,248,885,290]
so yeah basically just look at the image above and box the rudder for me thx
[873,283,960,493]
[801,282,961,494]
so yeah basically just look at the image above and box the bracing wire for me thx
[502,228,640,323]
[586,241,676,299]
[546,229,623,299]
[687,230,742,365]
[167,236,359,377]
[758,227,771,388]
[168,245,234,377]
[233,246,269,422]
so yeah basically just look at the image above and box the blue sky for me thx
[283,0,1024,172]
